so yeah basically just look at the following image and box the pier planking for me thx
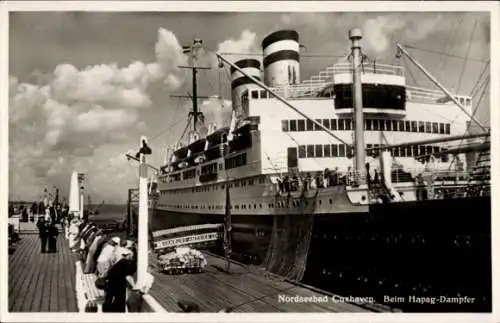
[8,232,79,312]
[147,251,378,312]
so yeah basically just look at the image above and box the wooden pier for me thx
[8,229,79,312]
[7,220,393,313]
[147,252,388,313]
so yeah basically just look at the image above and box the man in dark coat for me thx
[103,252,137,312]
[37,218,49,253]
[47,221,59,253]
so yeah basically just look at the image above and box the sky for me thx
[7,10,491,204]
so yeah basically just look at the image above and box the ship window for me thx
[282,120,289,132]
[289,120,297,132]
[393,147,400,157]
[380,120,386,131]
[332,144,338,157]
[406,146,412,157]
[339,144,346,157]
[242,180,246,186]
[418,121,424,133]
[315,145,323,158]
[306,119,314,131]
[373,119,380,131]
[323,119,330,129]
[425,122,432,133]
[299,145,306,158]
[392,120,399,131]
[251,90,258,99]
[260,90,267,98]
[445,124,450,134]
[411,121,417,132]
[400,146,407,157]
[433,146,440,154]
[330,119,337,130]
[399,120,405,132]
[439,123,445,134]
[418,145,425,156]
[338,119,345,131]
[426,146,433,155]
[249,179,254,185]
[345,119,352,130]
[259,204,262,208]
[324,144,331,157]
[365,119,371,130]
[412,145,419,156]
[432,122,439,134]
[307,145,315,158]
[315,119,322,131]
[385,120,392,131]
[297,119,305,131]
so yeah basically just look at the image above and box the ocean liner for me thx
[148,28,491,311]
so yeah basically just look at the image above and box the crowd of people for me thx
[65,216,137,312]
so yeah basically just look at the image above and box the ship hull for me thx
[150,196,491,312]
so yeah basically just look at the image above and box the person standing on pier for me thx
[47,221,59,253]
[36,217,49,253]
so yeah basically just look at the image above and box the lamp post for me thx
[136,136,152,288]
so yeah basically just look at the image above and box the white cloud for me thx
[9,27,189,202]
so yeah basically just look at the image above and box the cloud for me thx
[362,14,443,56]
[9,27,189,202]
[216,29,259,63]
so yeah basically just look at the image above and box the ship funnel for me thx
[262,30,300,87]
[231,59,261,116]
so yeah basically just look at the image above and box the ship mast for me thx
[349,28,366,184]
[175,39,211,134]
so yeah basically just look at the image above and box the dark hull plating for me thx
[150,196,491,312]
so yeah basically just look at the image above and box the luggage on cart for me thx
[157,247,207,274]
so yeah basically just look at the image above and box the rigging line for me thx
[148,100,184,142]
[474,77,490,116]
[437,14,464,78]
[471,73,490,99]
[469,60,490,97]
[403,57,419,86]
[456,19,478,94]
[450,75,489,125]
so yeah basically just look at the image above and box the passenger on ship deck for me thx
[304,173,311,191]
[97,237,121,278]
[102,248,136,312]
[365,163,372,184]
[309,175,317,189]
[323,169,330,188]
[68,216,83,250]
[283,176,290,192]
[374,169,380,184]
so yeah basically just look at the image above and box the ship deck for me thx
[8,225,79,312]
[148,252,389,312]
